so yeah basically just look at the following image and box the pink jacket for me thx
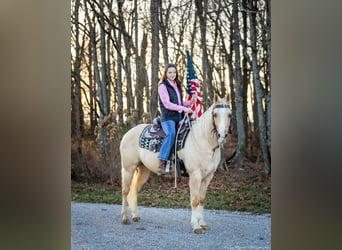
[158,80,191,113]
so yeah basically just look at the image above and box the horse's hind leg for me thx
[127,165,151,222]
[121,166,135,224]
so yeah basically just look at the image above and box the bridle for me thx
[211,103,231,136]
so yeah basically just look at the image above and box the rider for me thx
[157,63,194,175]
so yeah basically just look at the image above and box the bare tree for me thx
[194,0,213,108]
[111,6,124,124]
[84,0,109,156]
[241,0,250,150]
[99,0,109,116]
[71,0,83,165]
[70,0,272,180]
[136,32,149,122]
[263,0,271,157]
[149,0,160,119]
[71,0,96,179]
[85,32,98,135]
[247,0,271,174]
[232,0,246,167]
[118,0,134,119]
[159,2,171,64]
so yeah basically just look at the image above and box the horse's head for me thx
[211,97,232,145]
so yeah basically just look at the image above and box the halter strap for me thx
[212,103,230,131]
[212,104,230,110]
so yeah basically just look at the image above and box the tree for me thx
[194,0,213,108]
[149,0,160,119]
[71,0,84,166]
[232,0,247,167]
[118,0,134,119]
[136,32,149,122]
[70,0,272,181]
[247,0,271,174]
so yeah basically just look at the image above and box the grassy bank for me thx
[71,163,271,214]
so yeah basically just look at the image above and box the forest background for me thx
[70,0,271,185]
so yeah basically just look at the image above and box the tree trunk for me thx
[134,0,141,122]
[87,39,97,135]
[265,0,272,155]
[232,0,246,166]
[159,2,171,65]
[71,0,85,176]
[248,0,271,174]
[84,0,107,156]
[114,6,124,124]
[99,0,109,116]
[106,22,112,113]
[149,0,160,119]
[136,32,148,123]
[242,0,250,153]
[227,20,237,139]
[118,0,134,119]
[195,0,213,107]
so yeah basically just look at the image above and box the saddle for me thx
[139,117,192,177]
[139,120,165,153]
[139,117,191,152]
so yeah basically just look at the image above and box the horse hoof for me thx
[132,216,141,222]
[122,218,131,225]
[200,224,209,230]
[194,228,203,234]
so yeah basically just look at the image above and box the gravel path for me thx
[71,202,271,250]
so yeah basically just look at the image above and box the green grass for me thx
[71,184,122,204]
[72,167,271,214]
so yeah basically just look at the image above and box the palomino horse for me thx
[120,97,232,233]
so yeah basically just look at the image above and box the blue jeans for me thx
[158,120,176,161]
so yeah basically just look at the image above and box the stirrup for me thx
[164,161,171,176]
[157,160,166,176]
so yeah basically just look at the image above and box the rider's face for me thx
[166,67,177,82]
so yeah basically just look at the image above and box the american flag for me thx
[186,50,202,119]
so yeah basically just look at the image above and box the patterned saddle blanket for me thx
[139,118,192,153]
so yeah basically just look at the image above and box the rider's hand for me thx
[182,107,192,113]
[191,94,197,104]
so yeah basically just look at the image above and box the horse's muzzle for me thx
[217,134,227,145]
[218,133,228,139]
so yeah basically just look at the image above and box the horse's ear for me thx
[214,94,219,103]
[225,94,230,103]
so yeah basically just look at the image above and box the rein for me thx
[173,113,191,191]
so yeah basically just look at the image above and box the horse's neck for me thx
[192,108,217,147]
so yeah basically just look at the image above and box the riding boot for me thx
[157,160,166,176]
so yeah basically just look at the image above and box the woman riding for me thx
[157,63,194,175]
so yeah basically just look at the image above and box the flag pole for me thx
[193,93,198,120]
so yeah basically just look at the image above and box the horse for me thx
[120,96,232,233]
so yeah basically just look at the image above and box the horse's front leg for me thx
[198,172,215,230]
[189,170,203,234]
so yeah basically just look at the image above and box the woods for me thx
[71,0,271,182]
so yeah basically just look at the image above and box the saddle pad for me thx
[139,120,191,153]
[139,124,165,152]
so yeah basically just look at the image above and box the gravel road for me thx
[71,202,271,250]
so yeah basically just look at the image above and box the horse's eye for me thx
[228,114,232,118]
